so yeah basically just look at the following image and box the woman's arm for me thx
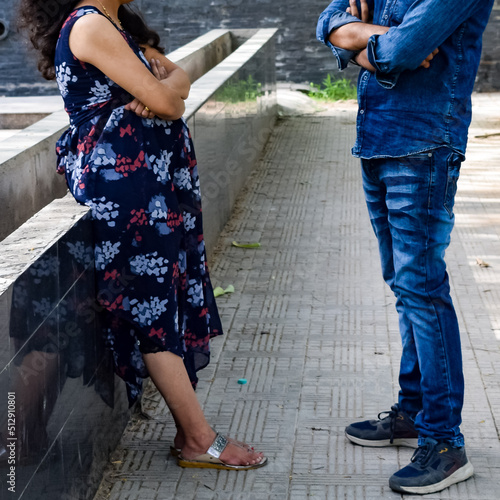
[69,14,185,121]
[141,45,191,100]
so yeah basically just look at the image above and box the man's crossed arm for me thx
[329,0,438,72]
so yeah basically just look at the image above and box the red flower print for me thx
[127,208,148,230]
[109,295,124,311]
[115,151,146,176]
[172,262,180,280]
[104,269,119,282]
[120,124,135,138]
[167,210,183,229]
[149,327,164,340]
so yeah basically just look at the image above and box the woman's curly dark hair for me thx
[18,1,165,80]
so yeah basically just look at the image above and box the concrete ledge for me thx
[0,193,88,295]
[0,95,64,129]
[0,110,70,240]
[184,29,278,117]
[167,29,233,83]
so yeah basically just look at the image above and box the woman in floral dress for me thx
[18,0,266,469]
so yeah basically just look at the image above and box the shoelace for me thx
[377,404,400,444]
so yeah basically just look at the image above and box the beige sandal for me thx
[171,430,252,458]
[177,434,267,470]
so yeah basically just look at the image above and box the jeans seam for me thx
[425,151,457,438]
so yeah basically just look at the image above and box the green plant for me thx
[308,75,357,101]
[215,75,263,103]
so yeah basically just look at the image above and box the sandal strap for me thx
[207,433,228,459]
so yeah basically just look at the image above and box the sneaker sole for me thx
[345,432,418,448]
[389,461,474,495]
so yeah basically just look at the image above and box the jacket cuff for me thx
[328,13,363,34]
[326,42,359,71]
[367,34,400,89]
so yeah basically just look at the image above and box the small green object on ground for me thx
[213,285,235,298]
[237,379,247,385]
[231,241,261,248]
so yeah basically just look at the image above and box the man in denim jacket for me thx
[317,0,494,495]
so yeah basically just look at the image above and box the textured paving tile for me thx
[94,95,500,500]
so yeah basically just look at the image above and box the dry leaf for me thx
[476,258,491,268]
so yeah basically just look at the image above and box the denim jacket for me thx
[317,0,494,159]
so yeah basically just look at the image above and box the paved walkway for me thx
[93,93,500,500]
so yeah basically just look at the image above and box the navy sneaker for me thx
[389,437,474,495]
[345,405,418,448]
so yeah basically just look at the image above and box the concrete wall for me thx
[1,0,499,94]
[0,111,69,241]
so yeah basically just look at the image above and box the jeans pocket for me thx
[444,152,462,217]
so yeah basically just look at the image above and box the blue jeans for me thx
[361,147,465,447]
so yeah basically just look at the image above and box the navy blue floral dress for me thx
[54,7,223,405]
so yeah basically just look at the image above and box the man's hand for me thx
[355,46,440,72]
[420,48,439,68]
[126,59,167,118]
[347,0,372,23]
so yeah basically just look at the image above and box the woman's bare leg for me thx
[143,351,264,465]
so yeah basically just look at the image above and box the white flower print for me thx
[149,195,168,221]
[64,150,87,196]
[181,120,192,152]
[174,168,193,190]
[149,150,173,183]
[56,62,78,97]
[129,296,169,326]
[187,279,204,307]
[65,149,82,171]
[178,249,187,275]
[89,80,112,103]
[183,212,196,231]
[92,143,116,168]
[129,252,169,283]
[148,195,172,236]
[108,107,125,129]
[87,197,120,227]
[95,241,121,270]
[197,241,207,274]
[143,117,172,134]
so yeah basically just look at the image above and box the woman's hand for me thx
[347,0,372,24]
[125,59,168,118]
[142,46,191,100]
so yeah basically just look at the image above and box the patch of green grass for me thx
[216,75,263,103]
[308,75,357,101]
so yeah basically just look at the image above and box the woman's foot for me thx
[173,426,254,456]
[180,429,265,467]
[173,425,185,451]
